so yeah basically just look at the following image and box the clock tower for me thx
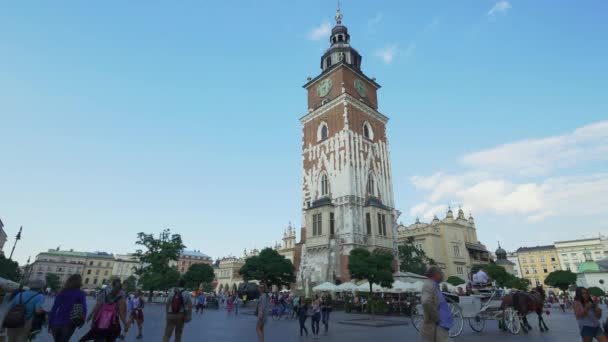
[298,8,397,290]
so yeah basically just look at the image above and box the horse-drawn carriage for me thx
[411,283,523,337]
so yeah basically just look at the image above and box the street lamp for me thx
[8,226,22,260]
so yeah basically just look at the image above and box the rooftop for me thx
[181,250,211,259]
[86,252,114,259]
[554,237,603,245]
[41,249,88,257]
[517,245,556,252]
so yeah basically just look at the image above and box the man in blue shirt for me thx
[421,266,453,342]
[2,279,46,341]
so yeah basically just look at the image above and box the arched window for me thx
[363,122,374,140]
[320,173,329,197]
[366,173,375,196]
[317,122,329,141]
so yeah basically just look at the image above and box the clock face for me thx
[354,79,367,97]
[316,79,332,98]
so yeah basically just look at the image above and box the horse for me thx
[501,286,549,333]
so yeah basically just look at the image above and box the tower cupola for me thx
[320,7,362,71]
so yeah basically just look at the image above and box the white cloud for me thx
[461,121,608,176]
[487,1,512,16]
[408,121,608,224]
[374,44,398,64]
[308,22,331,41]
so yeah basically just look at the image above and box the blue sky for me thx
[1,1,607,264]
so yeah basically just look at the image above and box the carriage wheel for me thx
[448,302,464,337]
[410,306,423,333]
[504,308,521,335]
[469,314,485,332]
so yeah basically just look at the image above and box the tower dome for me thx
[320,7,362,71]
[495,242,507,260]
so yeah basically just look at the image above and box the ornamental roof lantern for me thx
[457,206,466,220]
[446,206,454,219]
[320,6,362,71]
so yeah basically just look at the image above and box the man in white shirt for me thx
[472,268,490,284]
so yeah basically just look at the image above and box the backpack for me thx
[2,293,41,329]
[170,290,184,314]
[70,300,85,327]
[95,301,118,330]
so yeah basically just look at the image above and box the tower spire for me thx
[335,1,342,25]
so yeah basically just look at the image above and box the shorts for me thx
[580,326,602,338]
[130,309,144,322]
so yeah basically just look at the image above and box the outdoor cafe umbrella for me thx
[336,282,359,292]
[312,282,338,292]
[356,282,386,293]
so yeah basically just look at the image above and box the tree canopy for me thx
[446,276,466,286]
[239,248,295,288]
[133,229,185,291]
[348,248,394,293]
[123,275,138,293]
[398,237,435,275]
[0,255,21,282]
[183,263,215,290]
[544,270,577,291]
[45,273,61,292]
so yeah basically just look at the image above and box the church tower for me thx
[298,8,397,289]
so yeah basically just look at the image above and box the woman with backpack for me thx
[1,279,46,342]
[48,274,87,342]
[80,279,128,342]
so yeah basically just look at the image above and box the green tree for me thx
[507,277,530,291]
[446,276,465,286]
[123,275,138,293]
[182,263,215,289]
[0,255,21,282]
[45,273,61,292]
[239,248,295,288]
[348,248,394,316]
[544,270,577,291]
[133,229,185,294]
[587,287,605,297]
[398,237,435,275]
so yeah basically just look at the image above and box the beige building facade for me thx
[277,223,297,263]
[30,249,87,284]
[215,256,245,294]
[517,245,561,287]
[112,254,140,282]
[397,208,489,281]
[82,252,115,289]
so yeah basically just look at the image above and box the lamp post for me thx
[8,226,22,260]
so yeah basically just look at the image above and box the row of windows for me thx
[364,213,388,237]
[86,269,109,276]
[520,256,556,264]
[524,265,558,274]
[456,266,464,275]
[84,277,108,286]
[316,122,374,142]
[88,261,112,267]
[310,212,336,237]
[318,171,376,198]
[37,266,82,274]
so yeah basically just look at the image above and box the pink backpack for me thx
[95,302,117,330]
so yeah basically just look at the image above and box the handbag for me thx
[70,302,85,327]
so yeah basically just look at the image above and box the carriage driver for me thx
[472,268,491,285]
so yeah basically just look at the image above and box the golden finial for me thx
[335,1,342,25]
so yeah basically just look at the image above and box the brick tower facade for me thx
[297,8,397,292]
